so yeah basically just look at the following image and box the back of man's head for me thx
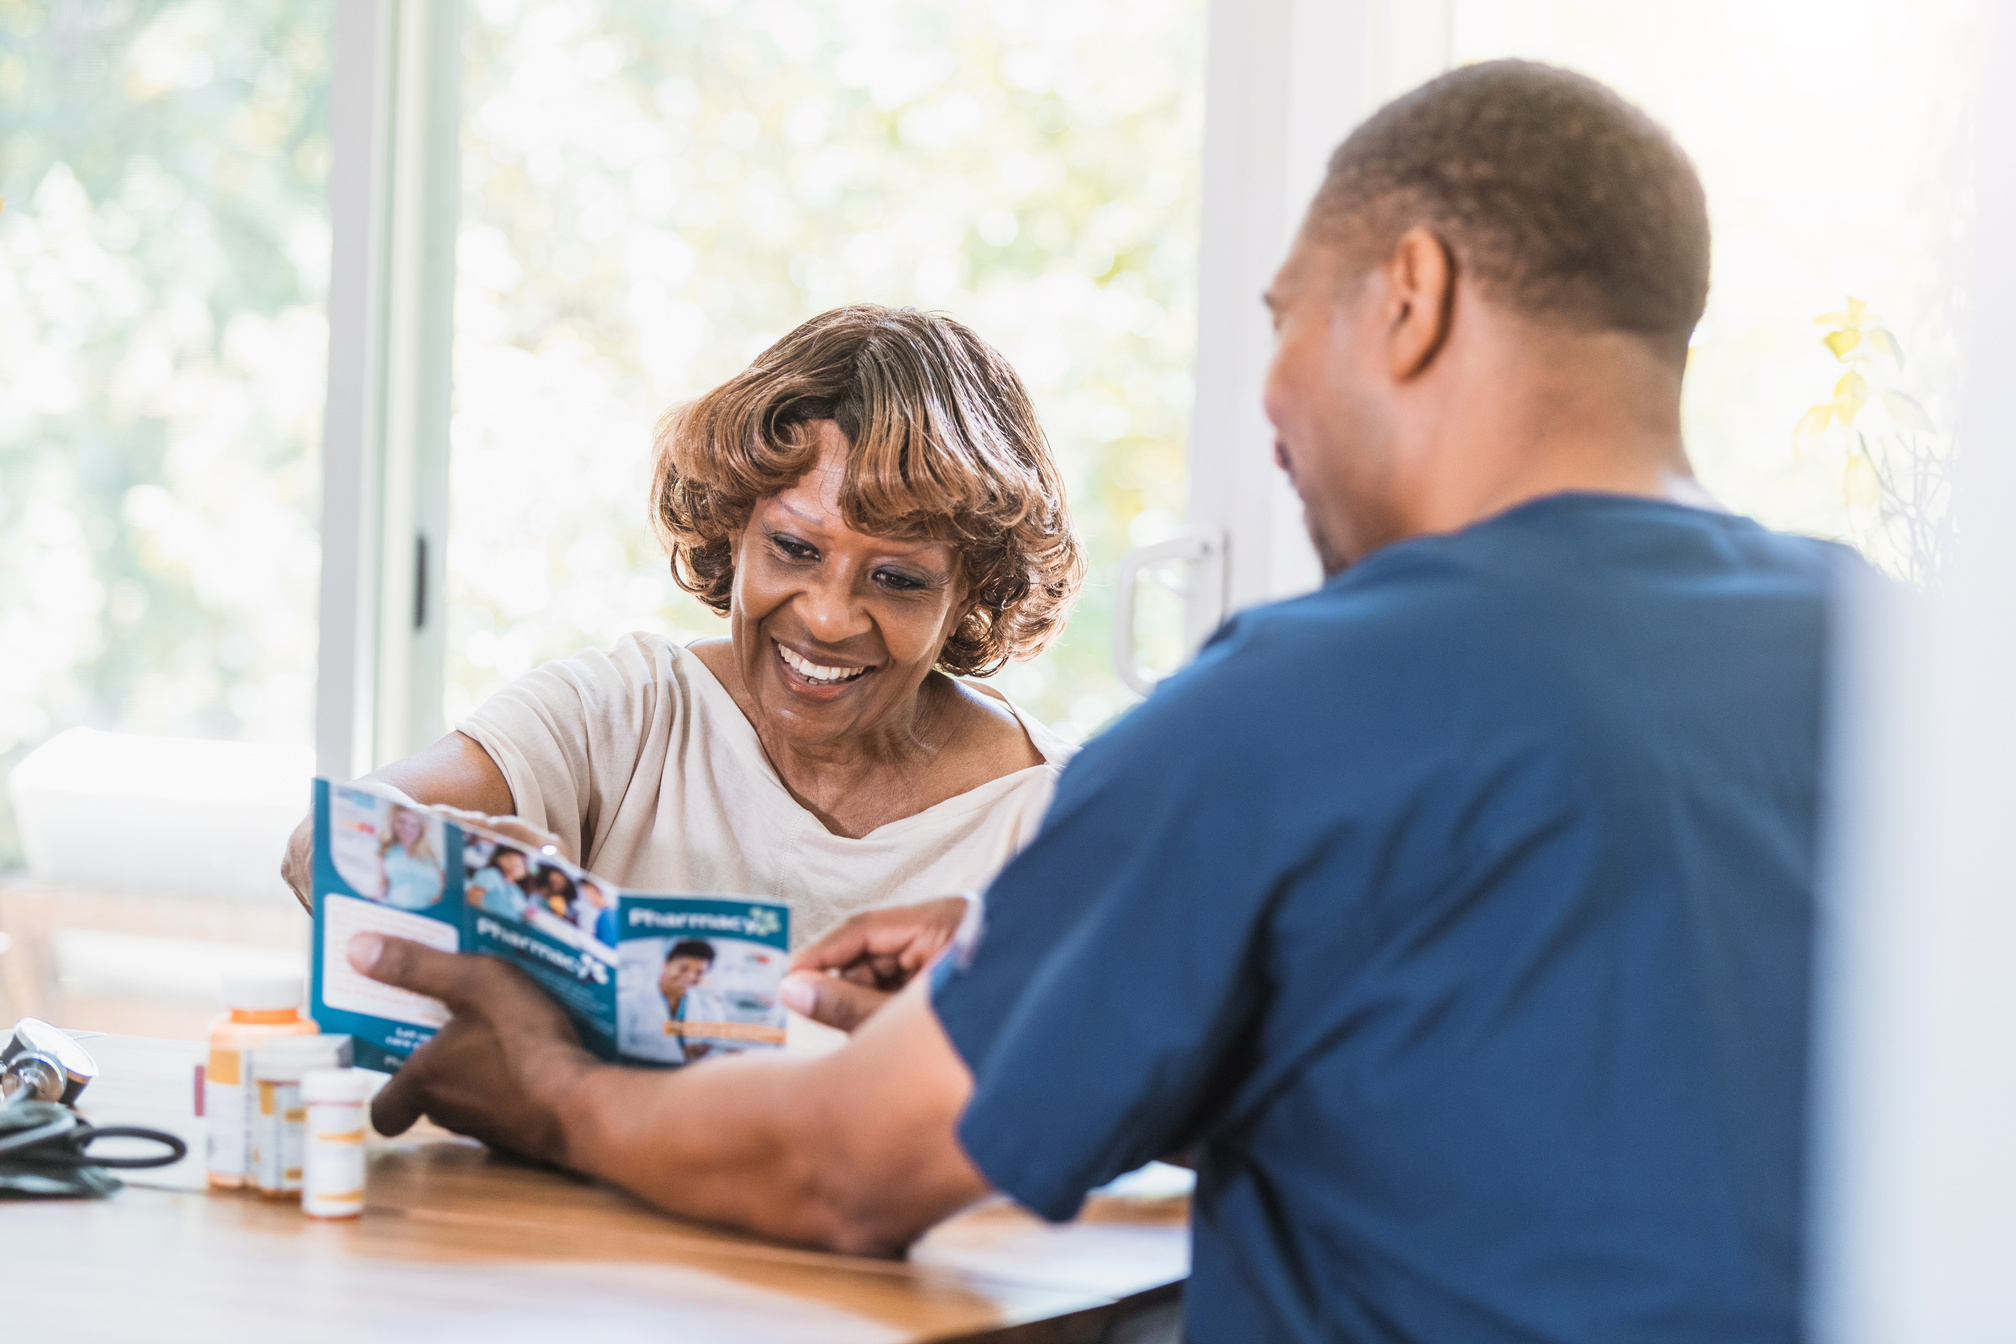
[1309,60,1709,364]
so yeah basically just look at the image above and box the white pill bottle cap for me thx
[220,974,303,1011]
[253,1036,351,1082]
[302,1067,373,1103]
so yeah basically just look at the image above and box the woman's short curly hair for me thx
[650,305,1085,677]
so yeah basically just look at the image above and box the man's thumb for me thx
[779,970,890,1033]
[350,932,467,1007]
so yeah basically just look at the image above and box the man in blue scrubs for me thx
[358,60,1847,1343]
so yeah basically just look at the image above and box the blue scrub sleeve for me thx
[933,626,1302,1222]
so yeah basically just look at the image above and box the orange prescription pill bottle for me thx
[206,974,318,1189]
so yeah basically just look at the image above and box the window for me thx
[0,0,329,1034]
[1450,0,1976,582]
[0,2,330,846]
[447,0,1207,741]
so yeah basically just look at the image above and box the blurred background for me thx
[0,0,1979,1038]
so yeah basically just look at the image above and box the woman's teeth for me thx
[778,643,868,684]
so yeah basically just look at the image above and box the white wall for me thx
[1811,6,2016,1339]
[1186,0,1450,619]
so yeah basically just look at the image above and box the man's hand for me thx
[351,933,601,1167]
[354,932,990,1253]
[781,896,972,1032]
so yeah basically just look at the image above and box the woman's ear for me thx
[939,596,987,674]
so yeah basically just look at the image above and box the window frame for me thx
[1133,0,1451,674]
[316,0,461,780]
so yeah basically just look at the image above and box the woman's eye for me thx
[772,535,817,561]
[875,569,928,592]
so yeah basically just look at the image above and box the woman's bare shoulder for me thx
[684,636,735,684]
[936,675,1046,777]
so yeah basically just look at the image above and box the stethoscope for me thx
[0,1019,186,1172]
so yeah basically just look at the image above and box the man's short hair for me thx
[1309,59,1709,361]
[666,939,716,964]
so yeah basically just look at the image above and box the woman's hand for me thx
[780,896,972,1033]
[434,806,563,854]
[281,814,316,913]
[277,732,519,915]
[280,805,557,915]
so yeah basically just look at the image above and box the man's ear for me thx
[1381,227,1456,381]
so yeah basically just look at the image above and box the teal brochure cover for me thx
[308,778,789,1073]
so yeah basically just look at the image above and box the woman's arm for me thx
[280,731,515,912]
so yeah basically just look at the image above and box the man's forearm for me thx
[356,932,994,1253]
[558,984,993,1255]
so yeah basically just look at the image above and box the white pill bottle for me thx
[250,1035,351,1198]
[300,1067,372,1219]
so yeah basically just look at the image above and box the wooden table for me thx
[0,1034,1188,1343]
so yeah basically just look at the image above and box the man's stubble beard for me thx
[1301,502,1352,579]
[1298,441,1406,578]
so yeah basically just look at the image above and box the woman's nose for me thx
[795,571,874,643]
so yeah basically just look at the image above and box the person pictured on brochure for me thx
[465,844,532,921]
[659,939,717,1064]
[535,867,576,921]
[376,804,445,911]
[284,305,1084,947]
[575,880,618,946]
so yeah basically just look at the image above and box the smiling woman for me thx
[283,305,1085,943]
[657,305,1080,681]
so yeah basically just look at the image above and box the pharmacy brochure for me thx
[308,778,790,1073]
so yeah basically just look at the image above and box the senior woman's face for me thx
[729,421,967,747]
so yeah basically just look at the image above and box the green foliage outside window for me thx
[0,0,331,866]
[1798,297,1952,585]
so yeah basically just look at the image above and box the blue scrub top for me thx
[933,495,1850,1344]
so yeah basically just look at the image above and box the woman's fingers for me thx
[280,812,315,913]
[791,914,879,973]
[435,806,564,854]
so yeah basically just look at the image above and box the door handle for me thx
[1112,525,1227,696]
